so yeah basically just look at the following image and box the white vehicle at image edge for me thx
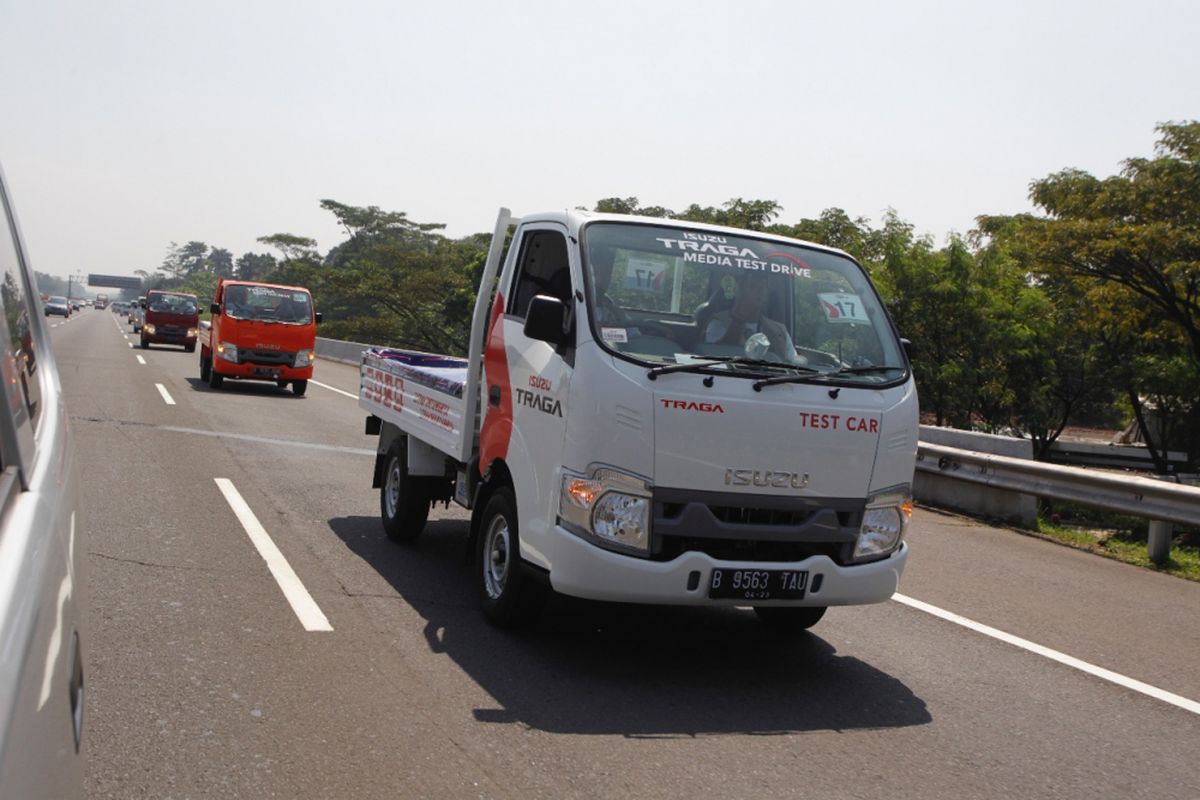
[0,165,85,797]
[361,208,917,630]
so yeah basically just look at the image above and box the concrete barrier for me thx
[315,336,373,366]
[914,425,1038,528]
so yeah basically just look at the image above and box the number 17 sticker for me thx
[817,292,869,324]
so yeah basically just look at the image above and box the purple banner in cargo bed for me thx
[364,348,468,399]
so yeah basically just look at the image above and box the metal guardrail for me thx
[917,442,1200,564]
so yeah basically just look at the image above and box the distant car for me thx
[69,300,80,312]
[44,295,70,317]
[0,163,86,797]
[130,299,144,332]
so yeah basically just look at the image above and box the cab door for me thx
[483,223,576,566]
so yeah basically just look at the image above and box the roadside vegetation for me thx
[1035,503,1200,581]
[108,121,1200,475]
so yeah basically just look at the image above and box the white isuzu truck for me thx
[360,209,917,629]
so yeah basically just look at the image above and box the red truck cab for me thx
[140,290,200,351]
[199,278,322,396]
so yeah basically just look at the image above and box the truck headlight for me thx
[293,349,315,368]
[852,487,911,563]
[216,341,239,363]
[186,328,199,338]
[560,467,652,555]
[143,324,156,335]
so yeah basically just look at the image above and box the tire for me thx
[753,605,827,631]
[477,487,545,628]
[185,344,195,353]
[199,354,211,382]
[380,441,429,542]
[140,335,149,349]
[207,361,224,389]
[291,379,307,396]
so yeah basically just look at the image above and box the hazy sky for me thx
[1,0,1197,281]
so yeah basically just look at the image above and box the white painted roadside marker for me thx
[310,379,358,400]
[136,355,146,365]
[154,383,176,406]
[893,593,1200,716]
[213,478,333,632]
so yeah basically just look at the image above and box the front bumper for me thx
[145,332,196,346]
[213,360,314,381]
[541,523,906,606]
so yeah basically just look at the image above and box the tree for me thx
[160,241,209,278]
[979,121,1200,371]
[257,233,319,263]
[235,252,278,281]
[979,121,1200,469]
[206,247,234,278]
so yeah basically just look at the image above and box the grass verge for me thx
[1034,521,1200,582]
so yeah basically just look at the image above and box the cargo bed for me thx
[359,348,472,459]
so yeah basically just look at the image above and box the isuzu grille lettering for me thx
[724,469,811,489]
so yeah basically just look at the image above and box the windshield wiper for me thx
[752,364,903,391]
[825,365,905,376]
[648,356,813,380]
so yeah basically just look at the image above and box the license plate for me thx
[708,568,808,600]
[253,367,282,378]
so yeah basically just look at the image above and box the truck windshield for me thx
[224,285,312,324]
[581,222,906,384]
[148,293,198,314]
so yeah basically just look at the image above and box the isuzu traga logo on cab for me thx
[724,469,811,489]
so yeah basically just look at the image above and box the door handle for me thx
[488,385,501,407]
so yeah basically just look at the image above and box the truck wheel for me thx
[199,355,211,382]
[477,487,545,628]
[185,344,195,353]
[207,362,224,389]
[291,380,308,396]
[380,442,428,542]
[753,606,827,631]
[140,335,149,349]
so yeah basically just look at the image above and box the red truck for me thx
[199,278,322,396]
[140,290,200,351]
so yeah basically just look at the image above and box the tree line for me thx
[130,121,1200,472]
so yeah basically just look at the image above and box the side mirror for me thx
[210,303,220,315]
[900,338,914,361]
[523,295,570,347]
[314,312,323,324]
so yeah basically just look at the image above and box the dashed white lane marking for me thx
[154,383,176,406]
[893,593,1200,716]
[310,379,357,400]
[136,355,146,365]
[213,478,332,632]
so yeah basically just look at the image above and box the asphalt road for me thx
[50,308,1200,800]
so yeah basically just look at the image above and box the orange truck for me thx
[198,278,322,396]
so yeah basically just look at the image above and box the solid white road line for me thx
[213,478,333,632]
[310,379,358,400]
[136,355,146,365]
[154,383,176,405]
[893,593,1200,716]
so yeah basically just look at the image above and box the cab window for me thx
[507,229,572,320]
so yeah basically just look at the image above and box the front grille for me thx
[651,487,864,565]
[243,349,294,366]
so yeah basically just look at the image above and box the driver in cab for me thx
[704,270,805,364]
